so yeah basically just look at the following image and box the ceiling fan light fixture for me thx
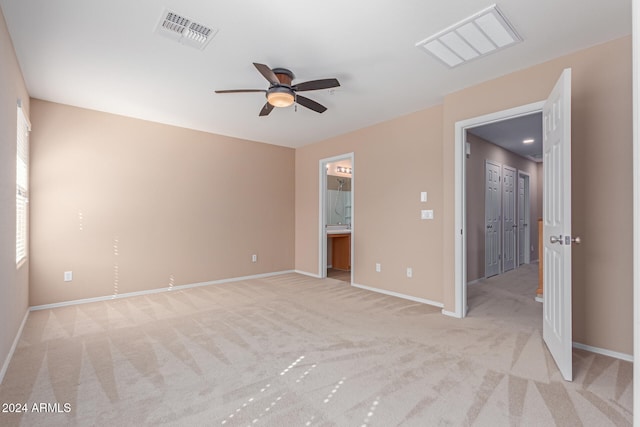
[267,87,295,108]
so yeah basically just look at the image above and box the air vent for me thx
[155,9,217,50]
[416,4,521,68]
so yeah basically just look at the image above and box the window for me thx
[16,103,30,266]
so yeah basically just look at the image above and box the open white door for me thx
[542,68,574,381]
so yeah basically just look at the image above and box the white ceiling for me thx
[0,0,631,148]
[468,112,543,162]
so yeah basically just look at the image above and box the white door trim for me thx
[453,101,545,318]
[318,153,355,281]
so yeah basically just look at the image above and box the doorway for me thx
[465,113,543,284]
[319,153,354,282]
[454,101,545,317]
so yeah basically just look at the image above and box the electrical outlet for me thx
[421,209,434,220]
[252,254,257,263]
[375,263,381,273]
[407,267,413,278]
[64,271,73,282]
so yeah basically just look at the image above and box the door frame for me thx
[453,101,545,318]
[318,153,355,280]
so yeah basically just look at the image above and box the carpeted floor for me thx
[0,265,632,426]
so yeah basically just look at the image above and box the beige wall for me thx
[296,107,444,303]
[465,133,541,282]
[442,37,632,354]
[0,7,30,379]
[298,36,632,355]
[29,100,295,306]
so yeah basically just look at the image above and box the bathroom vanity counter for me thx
[326,228,351,235]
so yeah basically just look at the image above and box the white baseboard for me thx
[0,309,29,384]
[30,270,296,311]
[572,342,633,362]
[441,309,461,318]
[351,282,444,309]
[294,270,322,279]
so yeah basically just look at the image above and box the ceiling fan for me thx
[215,63,340,116]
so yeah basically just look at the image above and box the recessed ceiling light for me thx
[415,4,522,68]
[523,138,535,144]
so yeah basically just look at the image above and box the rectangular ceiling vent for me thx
[416,4,521,68]
[155,9,217,50]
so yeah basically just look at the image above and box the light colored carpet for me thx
[0,265,632,426]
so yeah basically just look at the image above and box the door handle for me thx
[487,225,493,229]
[571,236,581,245]
[549,235,562,244]
[512,225,517,228]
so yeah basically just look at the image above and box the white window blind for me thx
[16,103,30,266]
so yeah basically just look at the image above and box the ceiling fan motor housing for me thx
[271,68,294,85]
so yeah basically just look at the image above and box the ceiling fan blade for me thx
[214,89,266,93]
[259,102,274,117]
[296,95,327,113]
[293,78,340,92]
[253,63,279,85]
[215,89,266,94]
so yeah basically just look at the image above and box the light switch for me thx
[420,192,428,202]
[421,210,434,220]
[64,271,73,282]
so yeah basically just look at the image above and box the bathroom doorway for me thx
[319,153,354,282]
